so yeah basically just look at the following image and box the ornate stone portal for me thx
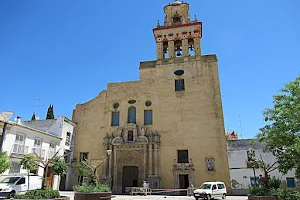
[103,124,161,194]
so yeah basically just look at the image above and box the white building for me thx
[21,116,76,191]
[227,139,297,195]
[0,116,76,191]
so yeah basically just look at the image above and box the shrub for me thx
[14,189,60,199]
[273,188,300,200]
[73,184,110,193]
[267,176,281,189]
[249,187,273,196]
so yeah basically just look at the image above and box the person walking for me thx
[143,180,148,196]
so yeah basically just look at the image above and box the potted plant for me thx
[73,157,114,200]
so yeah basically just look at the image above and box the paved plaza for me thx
[60,192,248,200]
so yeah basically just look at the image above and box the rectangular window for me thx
[34,138,42,148]
[175,79,185,91]
[80,152,88,162]
[144,110,153,125]
[286,177,296,188]
[111,112,120,126]
[9,162,20,174]
[177,150,189,163]
[15,134,24,145]
[65,132,71,146]
[247,150,255,161]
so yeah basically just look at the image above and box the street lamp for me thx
[107,150,112,189]
[0,111,14,152]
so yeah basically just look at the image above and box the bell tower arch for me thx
[153,0,202,63]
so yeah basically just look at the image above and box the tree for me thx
[31,113,36,121]
[0,152,11,174]
[76,157,106,185]
[20,154,39,190]
[257,75,300,178]
[50,158,68,176]
[46,105,54,119]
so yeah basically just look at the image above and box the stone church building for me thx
[72,0,231,194]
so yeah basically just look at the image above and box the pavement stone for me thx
[60,191,248,200]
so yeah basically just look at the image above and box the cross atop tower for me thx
[153,1,202,62]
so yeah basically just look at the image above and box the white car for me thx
[0,175,42,198]
[193,181,227,200]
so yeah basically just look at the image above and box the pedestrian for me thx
[143,180,147,196]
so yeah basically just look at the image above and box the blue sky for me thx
[0,0,299,139]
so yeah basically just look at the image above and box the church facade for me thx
[72,0,231,194]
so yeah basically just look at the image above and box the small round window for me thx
[174,70,184,76]
[113,103,119,109]
[145,101,152,107]
[128,100,136,104]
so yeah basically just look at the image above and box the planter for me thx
[248,196,279,200]
[74,192,114,200]
[16,197,70,200]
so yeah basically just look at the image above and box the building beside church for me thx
[72,0,231,194]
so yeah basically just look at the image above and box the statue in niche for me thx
[117,127,123,137]
[140,126,146,136]
[128,130,133,142]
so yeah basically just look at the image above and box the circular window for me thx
[145,101,152,107]
[174,70,184,76]
[128,100,136,104]
[113,103,119,109]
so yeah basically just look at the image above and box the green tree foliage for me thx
[20,154,39,172]
[31,113,36,121]
[257,75,300,178]
[46,105,54,119]
[50,158,68,176]
[0,152,11,174]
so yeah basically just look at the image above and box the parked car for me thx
[0,175,42,198]
[193,181,227,200]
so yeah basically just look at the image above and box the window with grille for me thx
[144,110,153,125]
[175,79,185,91]
[65,132,71,146]
[34,138,42,148]
[177,150,189,163]
[128,107,136,123]
[111,112,120,126]
[9,162,20,174]
[80,152,88,162]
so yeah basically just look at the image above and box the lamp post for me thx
[107,150,112,189]
[0,111,14,152]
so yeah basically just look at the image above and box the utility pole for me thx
[0,122,8,152]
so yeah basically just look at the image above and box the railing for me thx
[127,187,152,195]
[11,144,29,155]
[32,147,46,159]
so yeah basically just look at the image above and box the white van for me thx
[0,175,42,198]
[193,181,227,200]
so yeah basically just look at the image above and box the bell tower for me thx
[153,0,202,63]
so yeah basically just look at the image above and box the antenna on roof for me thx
[238,114,244,139]
[31,97,45,120]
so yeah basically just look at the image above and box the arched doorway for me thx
[122,166,139,193]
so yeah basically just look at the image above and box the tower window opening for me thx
[163,41,169,59]
[173,13,182,25]
[174,40,183,58]
[188,38,195,56]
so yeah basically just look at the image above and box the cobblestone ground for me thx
[60,192,248,200]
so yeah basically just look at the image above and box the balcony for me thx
[11,144,29,155]
[32,148,46,159]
